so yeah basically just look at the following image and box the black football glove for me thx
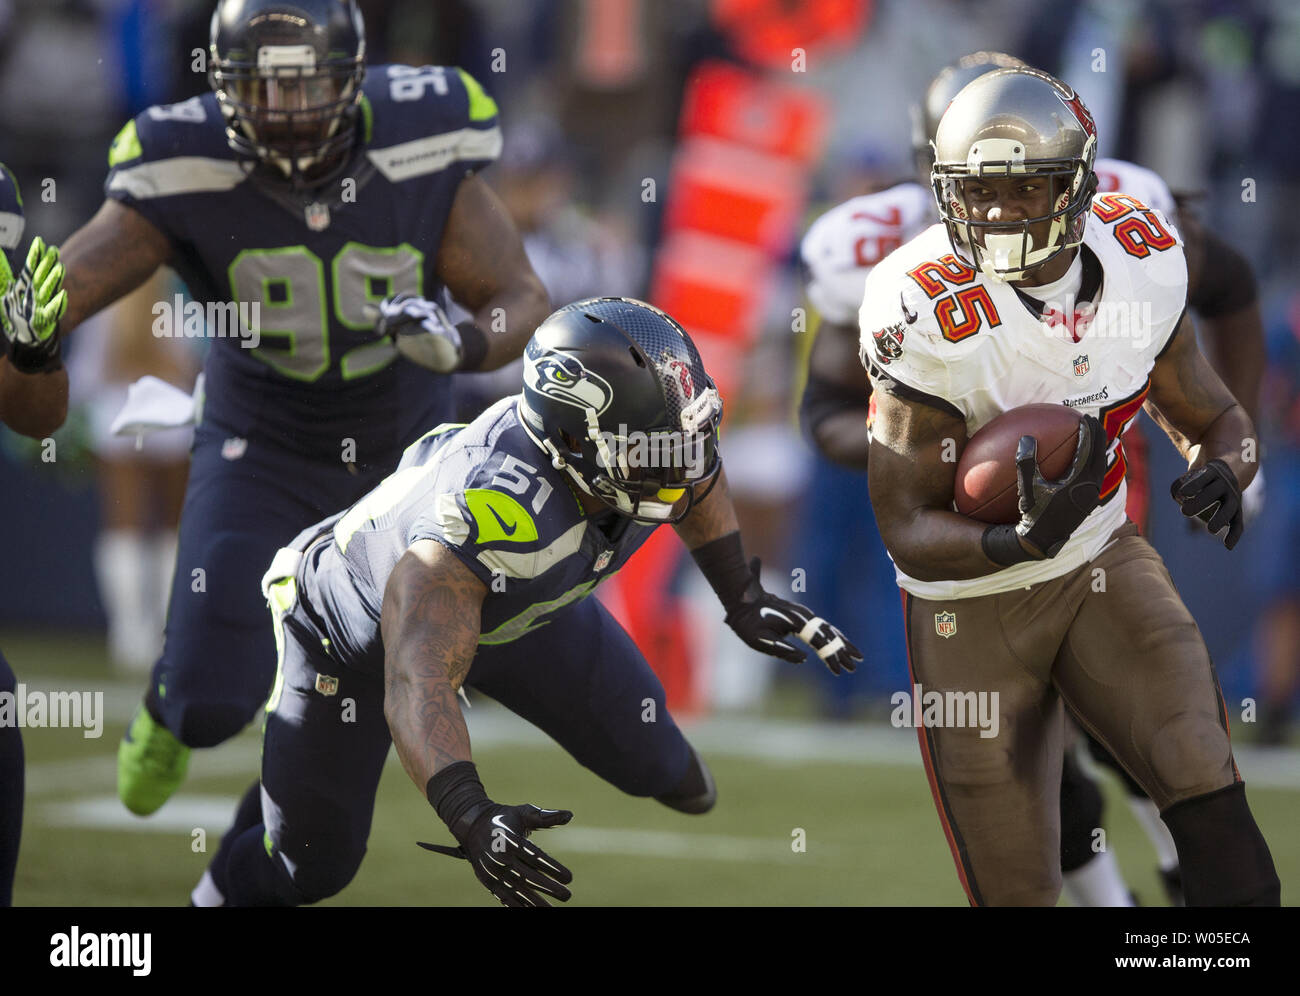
[1012,414,1109,558]
[421,762,573,908]
[1171,458,1243,550]
[723,557,863,675]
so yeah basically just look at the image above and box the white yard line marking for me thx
[23,677,1300,790]
[35,795,833,864]
[39,795,241,833]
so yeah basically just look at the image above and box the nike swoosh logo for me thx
[759,607,794,625]
[900,291,918,324]
[487,505,518,537]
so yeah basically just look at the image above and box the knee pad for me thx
[1059,749,1104,873]
[655,746,716,815]
[1162,782,1280,906]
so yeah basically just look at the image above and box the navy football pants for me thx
[149,420,391,748]
[213,594,693,905]
[0,650,23,906]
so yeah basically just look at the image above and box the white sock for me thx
[94,530,160,672]
[190,869,225,907]
[1129,796,1180,870]
[1062,849,1135,907]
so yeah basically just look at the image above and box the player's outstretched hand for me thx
[1171,459,1244,550]
[420,802,574,907]
[371,292,465,373]
[1,237,67,374]
[1013,414,1108,558]
[723,557,862,674]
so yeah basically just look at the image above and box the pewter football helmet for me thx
[931,67,1098,281]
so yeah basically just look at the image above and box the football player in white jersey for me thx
[800,50,1266,906]
[859,66,1277,907]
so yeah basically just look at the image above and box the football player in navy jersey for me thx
[0,162,70,905]
[190,297,861,906]
[12,0,551,816]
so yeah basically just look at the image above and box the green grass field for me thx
[6,629,1297,906]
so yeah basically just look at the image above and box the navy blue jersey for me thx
[103,65,502,459]
[291,396,658,671]
[0,164,24,274]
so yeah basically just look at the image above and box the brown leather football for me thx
[954,404,1084,523]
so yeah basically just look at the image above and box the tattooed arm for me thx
[59,200,171,335]
[672,466,739,550]
[381,539,487,792]
[1147,313,1258,488]
[870,390,1028,581]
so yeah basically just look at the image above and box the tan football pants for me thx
[902,523,1239,906]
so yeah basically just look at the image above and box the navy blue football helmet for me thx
[518,298,724,524]
[209,0,366,187]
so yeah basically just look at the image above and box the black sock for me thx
[1162,782,1280,906]
[1059,750,1104,873]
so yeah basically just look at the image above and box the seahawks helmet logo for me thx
[524,352,614,414]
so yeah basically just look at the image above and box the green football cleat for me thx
[118,706,190,816]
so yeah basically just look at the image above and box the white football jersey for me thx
[1093,157,1176,218]
[860,193,1188,600]
[800,181,933,324]
[801,159,1176,327]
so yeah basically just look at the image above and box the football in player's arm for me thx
[799,86,1265,478]
[860,66,1277,907]
[869,308,1255,581]
[0,164,68,440]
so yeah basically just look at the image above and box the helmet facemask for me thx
[522,385,723,526]
[210,42,364,188]
[932,135,1097,282]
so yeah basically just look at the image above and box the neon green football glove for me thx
[2,237,68,374]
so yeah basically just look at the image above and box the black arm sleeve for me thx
[1189,230,1258,318]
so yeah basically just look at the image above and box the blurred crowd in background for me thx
[0,0,1296,739]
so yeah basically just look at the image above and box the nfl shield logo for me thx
[1073,354,1089,377]
[593,550,613,572]
[934,611,957,639]
[221,436,248,461]
[305,202,331,231]
[315,673,339,696]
